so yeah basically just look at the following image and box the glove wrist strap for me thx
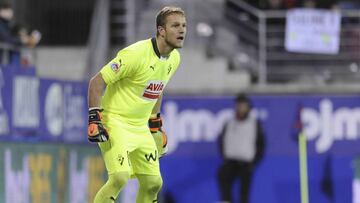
[149,113,162,132]
[89,107,102,111]
[89,107,103,122]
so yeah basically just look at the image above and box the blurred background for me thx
[0,0,359,202]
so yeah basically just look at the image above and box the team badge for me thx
[167,65,172,75]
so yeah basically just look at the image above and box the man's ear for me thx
[158,26,165,37]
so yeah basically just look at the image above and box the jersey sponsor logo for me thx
[150,65,155,71]
[142,80,165,100]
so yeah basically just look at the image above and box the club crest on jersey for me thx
[142,80,165,100]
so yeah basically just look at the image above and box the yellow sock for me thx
[94,171,130,203]
[136,174,163,203]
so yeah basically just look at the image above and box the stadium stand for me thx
[223,0,360,84]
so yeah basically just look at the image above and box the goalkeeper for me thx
[87,6,186,203]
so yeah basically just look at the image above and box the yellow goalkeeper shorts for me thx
[98,112,160,176]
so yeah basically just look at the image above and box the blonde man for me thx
[88,6,187,203]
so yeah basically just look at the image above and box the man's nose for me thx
[179,28,185,34]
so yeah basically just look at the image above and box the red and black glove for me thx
[149,113,168,155]
[88,107,109,142]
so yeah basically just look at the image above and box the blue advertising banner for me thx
[38,79,87,142]
[0,65,88,143]
[162,95,360,157]
[160,95,358,203]
[0,65,12,138]
[0,64,359,202]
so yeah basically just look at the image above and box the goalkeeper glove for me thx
[88,107,109,142]
[149,113,168,157]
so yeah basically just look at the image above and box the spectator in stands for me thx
[0,2,40,64]
[316,0,338,9]
[217,94,265,203]
[300,0,338,9]
[338,0,360,9]
[282,0,298,8]
[265,0,285,9]
[302,0,316,8]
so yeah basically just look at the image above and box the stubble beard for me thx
[165,37,182,49]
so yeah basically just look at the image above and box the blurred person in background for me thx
[314,0,338,9]
[0,2,41,64]
[87,6,186,203]
[217,94,266,203]
[265,0,286,9]
[338,0,360,9]
[301,0,338,8]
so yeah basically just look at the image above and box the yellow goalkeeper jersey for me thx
[100,38,180,126]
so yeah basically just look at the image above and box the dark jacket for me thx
[0,18,22,46]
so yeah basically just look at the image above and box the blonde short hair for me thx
[156,6,185,36]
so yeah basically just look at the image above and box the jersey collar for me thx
[151,37,161,59]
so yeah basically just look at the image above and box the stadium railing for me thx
[0,42,37,67]
[224,0,360,85]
